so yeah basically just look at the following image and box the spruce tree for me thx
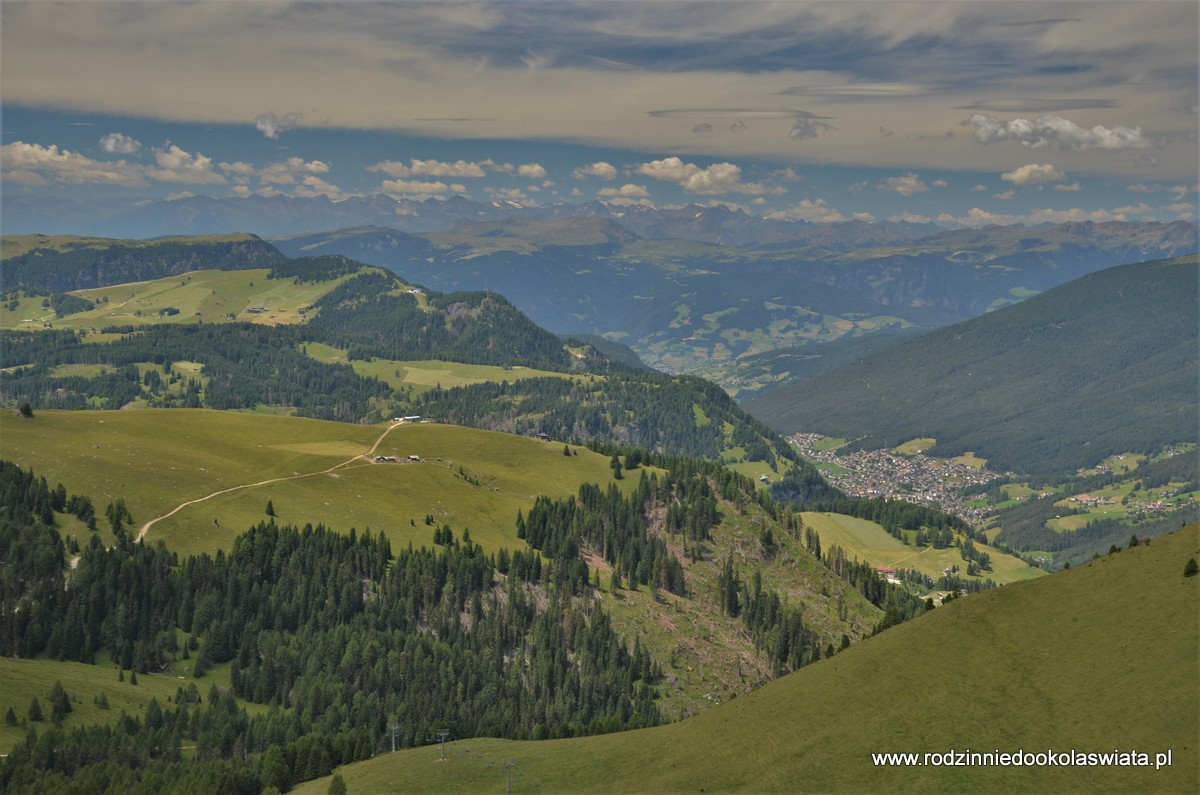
[1185,558,1199,577]
[27,697,42,722]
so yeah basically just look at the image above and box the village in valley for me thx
[787,433,1009,526]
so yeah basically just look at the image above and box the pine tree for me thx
[1185,558,1199,577]
[266,500,277,517]
[328,772,348,795]
[4,706,16,726]
[28,697,42,722]
[18,401,33,418]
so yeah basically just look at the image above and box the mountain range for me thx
[746,254,1200,478]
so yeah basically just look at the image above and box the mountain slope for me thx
[0,233,285,292]
[295,524,1200,794]
[271,218,1197,381]
[746,255,1200,477]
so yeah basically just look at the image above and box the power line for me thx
[502,759,515,795]
[436,728,449,761]
[387,720,399,753]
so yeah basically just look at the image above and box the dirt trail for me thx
[135,421,404,543]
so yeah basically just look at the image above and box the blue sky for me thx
[2,1,1197,227]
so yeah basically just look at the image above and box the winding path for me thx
[135,421,405,543]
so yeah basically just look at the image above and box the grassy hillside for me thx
[0,267,358,334]
[0,653,252,754]
[0,410,639,558]
[295,523,1199,794]
[801,511,1044,588]
[304,341,578,396]
[0,233,284,292]
[746,255,1199,478]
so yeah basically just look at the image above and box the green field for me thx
[303,342,577,395]
[0,647,251,754]
[293,525,1198,794]
[0,267,356,333]
[893,437,936,455]
[801,512,1044,587]
[0,410,645,557]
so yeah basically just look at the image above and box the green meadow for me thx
[801,511,1044,586]
[0,267,356,333]
[303,342,577,395]
[293,524,1199,794]
[0,649,251,754]
[0,410,644,558]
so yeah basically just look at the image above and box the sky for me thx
[1,0,1197,228]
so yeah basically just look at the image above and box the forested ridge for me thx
[1,261,802,467]
[1,235,285,293]
[747,255,1200,478]
[0,448,934,792]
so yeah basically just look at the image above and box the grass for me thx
[893,437,937,455]
[0,651,252,754]
[303,342,577,395]
[294,524,1199,794]
[0,410,645,558]
[0,233,258,259]
[0,268,356,333]
[800,512,1044,586]
[952,451,988,469]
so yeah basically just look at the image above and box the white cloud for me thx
[255,111,303,139]
[219,161,257,178]
[876,172,929,196]
[258,156,330,185]
[852,211,875,222]
[99,132,141,155]
[163,191,195,201]
[1,141,146,186]
[1001,163,1066,186]
[764,198,845,223]
[517,163,547,179]
[636,156,785,195]
[487,186,530,203]
[598,183,650,198]
[971,184,988,192]
[994,190,1016,200]
[965,114,1150,151]
[1127,183,1155,193]
[3,140,222,187]
[230,185,252,198]
[573,161,618,180]
[1054,182,1082,192]
[1167,201,1196,220]
[149,144,225,184]
[368,158,487,178]
[949,204,1159,227]
[382,178,467,195]
[291,175,349,200]
[931,178,948,188]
